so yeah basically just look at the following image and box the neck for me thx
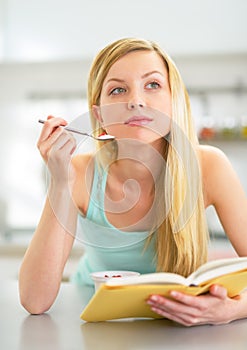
[111,138,167,184]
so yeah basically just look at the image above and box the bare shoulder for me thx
[197,144,230,172]
[197,145,239,206]
[197,146,247,255]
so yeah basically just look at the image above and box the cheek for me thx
[150,114,171,137]
[99,103,127,127]
[155,95,172,117]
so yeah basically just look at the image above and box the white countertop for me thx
[1,281,247,350]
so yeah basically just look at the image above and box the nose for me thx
[127,90,145,110]
[127,101,144,110]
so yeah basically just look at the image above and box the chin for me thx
[117,129,166,144]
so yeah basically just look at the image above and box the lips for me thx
[124,116,153,126]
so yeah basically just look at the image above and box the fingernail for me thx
[150,295,159,302]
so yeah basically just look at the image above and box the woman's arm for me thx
[147,146,247,325]
[19,117,78,314]
[202,145,247,256]
[19,188,77,314]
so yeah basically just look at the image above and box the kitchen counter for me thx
[1,281,247,350]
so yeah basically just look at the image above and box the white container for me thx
[90,270,140,291]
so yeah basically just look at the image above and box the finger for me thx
[38,117,68,144]
[48,132,76,155]
[39,128,76,164]
[147,294,199,316]
[45,128,70,150]
[149,305,200,327]
[169,290,206,309]
[209,284,228,299]
[38,127,65,160]
[47,135,76,174]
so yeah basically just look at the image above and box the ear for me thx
[92,105,103,123]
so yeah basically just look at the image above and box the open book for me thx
[81,257,247,322]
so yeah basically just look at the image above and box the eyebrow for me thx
[142,70,164,79]
[105,70,165,85]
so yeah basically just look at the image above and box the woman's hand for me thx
[37,116,77,186]
[146,285,242,326]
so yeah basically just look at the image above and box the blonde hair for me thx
[87,37,209,277]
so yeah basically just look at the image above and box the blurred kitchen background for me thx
[0,0,246,280]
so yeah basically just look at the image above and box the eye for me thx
[110,87,126,95]
[146,81,161,89]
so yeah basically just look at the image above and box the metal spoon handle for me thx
[38,119,114,141]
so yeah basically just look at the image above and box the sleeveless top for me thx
[71,161,157,286]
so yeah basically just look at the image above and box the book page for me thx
[105,257,247,287]
[106,272,188,287]
[188,257,247,285]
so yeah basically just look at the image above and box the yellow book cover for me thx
[80,257,247,322]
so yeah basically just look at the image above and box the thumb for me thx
[209,284,228,299]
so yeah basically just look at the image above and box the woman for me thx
[19,38,247,326]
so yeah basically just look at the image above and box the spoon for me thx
[38,119,115,141]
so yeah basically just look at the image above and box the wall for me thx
[0,53,246,235]
[0,0,247,236]
[1,0,247,62]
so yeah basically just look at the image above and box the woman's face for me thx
[93,50,172,143]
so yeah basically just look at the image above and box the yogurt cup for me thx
[90,270,140,291]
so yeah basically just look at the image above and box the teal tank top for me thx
[71,161,157,286]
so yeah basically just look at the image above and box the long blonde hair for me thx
[87,37,209,277]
